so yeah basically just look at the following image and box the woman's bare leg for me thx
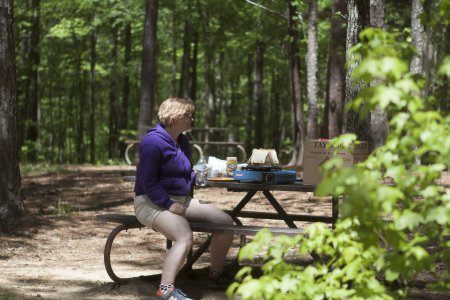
[152,211,193,284]
[185,199,233,269]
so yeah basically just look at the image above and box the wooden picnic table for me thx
[180,179,338,272]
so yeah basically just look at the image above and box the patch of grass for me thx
[20,163,73,176]
[57,198,73,216]
[0,292,13,300]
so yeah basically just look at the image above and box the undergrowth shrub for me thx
[228,27,450,300]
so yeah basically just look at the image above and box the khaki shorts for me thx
[134,194,191,229]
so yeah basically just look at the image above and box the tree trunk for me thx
[344,0,371,142]
[108,26,119,159]
[88,27,97,163]
[76,41,86,163]
[170,14,177,96]
[286,0,305,167]
[204,49,217,127]
[306,0,318,139]
[326,0,347,139]
[178,20,198,103]
[197,2,217,127]
[253,41,264,148]
[369,0,389,151]
[0,0,24,224]
[25,0,41,161]
[270,70,282,152]
[138,0,158,139]
[179,20,192,99]
[440,24,450,115]
[189,31,198,102]
[410,0,425,77]
[119,22,132,157]
[245,54,253,154]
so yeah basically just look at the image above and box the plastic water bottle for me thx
[195,155,207,186]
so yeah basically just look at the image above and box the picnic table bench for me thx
[96,213,304,285]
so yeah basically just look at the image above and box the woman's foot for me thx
[208,267,236,288]
[155,283,192,300]
[155,287,192,300]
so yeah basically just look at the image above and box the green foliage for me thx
[0,292,13,300]
[57,198,73,216]
[20,163,75,176]
[229,28,450,299]
[228,222,393,300]
[439,56,450,78]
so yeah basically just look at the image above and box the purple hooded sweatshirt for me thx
[134,123,195,210]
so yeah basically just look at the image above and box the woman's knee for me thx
[218,212,233,225]
[172,226,193,248]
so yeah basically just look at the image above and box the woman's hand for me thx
[169,202,186,216]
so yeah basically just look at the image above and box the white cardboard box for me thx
[303,140,369,186]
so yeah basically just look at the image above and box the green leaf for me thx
[409,246,429,261]
[237,280,261,299]
[419,186,439,198]
[426,207,449,225]
[380,56,408,79]
[342,246,359,263]
[438,56,450,77]
[396,210,424,230]
[377,186,403,212]
[385,269,400,282]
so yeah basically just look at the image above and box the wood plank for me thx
[224,210,334,223]
[96,214,303,236]
[96,214,141,228]
[189,221,303,236]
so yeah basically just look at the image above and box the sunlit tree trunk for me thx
[286,0,305,167]
[410,0,425,78]
[369,0,389,151]
[306,0,318,139]
[0,0,24,224]
[325,0,347,139]
[345,0,371,142]
[138,0,158,139]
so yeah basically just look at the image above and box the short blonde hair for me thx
[158,97,195,126]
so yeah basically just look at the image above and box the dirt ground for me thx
[0,166,449,300]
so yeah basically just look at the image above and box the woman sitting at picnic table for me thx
[134,97,234,300]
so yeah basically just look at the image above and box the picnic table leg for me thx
[104,224,132,286]
[331,196,339,229]
[229,191,257,216]
[262,190,327,262]
[262,191,296,228]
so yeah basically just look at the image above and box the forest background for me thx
[1,0,450,298]
[11,0,447,168]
